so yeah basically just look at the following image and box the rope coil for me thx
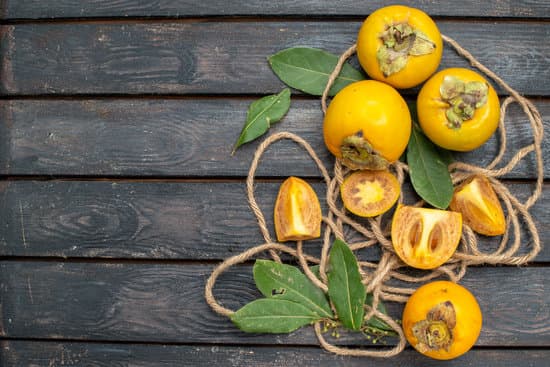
[204,35,544,357]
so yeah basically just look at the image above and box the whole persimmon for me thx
[402,281,482,360]
[356,5,443,89]
[323,80,411,170]
[417,68,500,151]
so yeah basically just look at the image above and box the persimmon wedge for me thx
[274,177,322,242]
[340,170,400,217]
[449,175,506,236]
[391,205,462,269]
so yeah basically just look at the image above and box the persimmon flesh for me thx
[340,170,400,217]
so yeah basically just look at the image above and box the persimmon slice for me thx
[449,175,506,236]
[274,177,322,242]
[391,205,462,269]
[340,170,400,217]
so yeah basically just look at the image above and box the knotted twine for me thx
[205,34,544,357]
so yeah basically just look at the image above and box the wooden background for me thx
[0,1,549,366]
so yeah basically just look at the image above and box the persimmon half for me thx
[391,205,462,269]
[340,170,400,217]
[274,176,322,242]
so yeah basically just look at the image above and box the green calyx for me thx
[440,75,489,129]
[377,22,436,77]
[340,132,389,170]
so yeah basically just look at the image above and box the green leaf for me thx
[365,294,394,332]
[231,299,320,333]
[253,260,332,318]
[309,265,321,280]
[437,145,455,166]
[232,88,290,154]
[268,47,365,96]
[407,125,454,209]
[327,239,366,331]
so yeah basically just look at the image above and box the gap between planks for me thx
[1,15,548,26]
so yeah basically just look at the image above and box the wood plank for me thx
[0,262,548,346]
[0,21,548,96]
[1,1,549,20]
[2,340,550,367]
[0,180,547,261]
[0,99,547,178]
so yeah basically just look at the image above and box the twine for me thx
[205,34,544,357]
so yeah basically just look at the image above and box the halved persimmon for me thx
[449,175,506,236]
[391,205,462,269]
[274,176,322,242]
[340,170,400,217]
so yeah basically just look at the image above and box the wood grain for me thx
[0,180,547,261]
[0,262,548,346]
[2,340,550,367]
[0,21,548,96]
[0,2,547,364]
[1,1,548,19]
[0,99,546,178]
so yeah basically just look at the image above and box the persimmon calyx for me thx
[412,301,456,352]
[340,132,389,170]
[440,76,488,129]
[377,22,436,77]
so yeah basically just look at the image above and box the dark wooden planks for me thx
[0,3,547,365]
[1,21,549,96]
[2,341,550,367]
[1,1,548,20]
[0,180,547,261]
[0,98,547,178]
[1,262,548,346]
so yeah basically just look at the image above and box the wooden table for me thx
[0,1,548,365]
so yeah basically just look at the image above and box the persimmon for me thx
[402,280,482,360]
[417,68,500,151]
[450,175,506,236]
[340,170,400,217]
[274,177,322,242]
[356,5,443,89]
[391,205,462,269]
[323,80,411,170]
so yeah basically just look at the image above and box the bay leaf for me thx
[230,298,320,333]
[407,124,454,209]
[232,88,290,154]
[327,239,366,331]
[309,264,321,280]
[254,260,332,318]
[268,47,365,96]
[365,293,394,332]
[437,145,455,166]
